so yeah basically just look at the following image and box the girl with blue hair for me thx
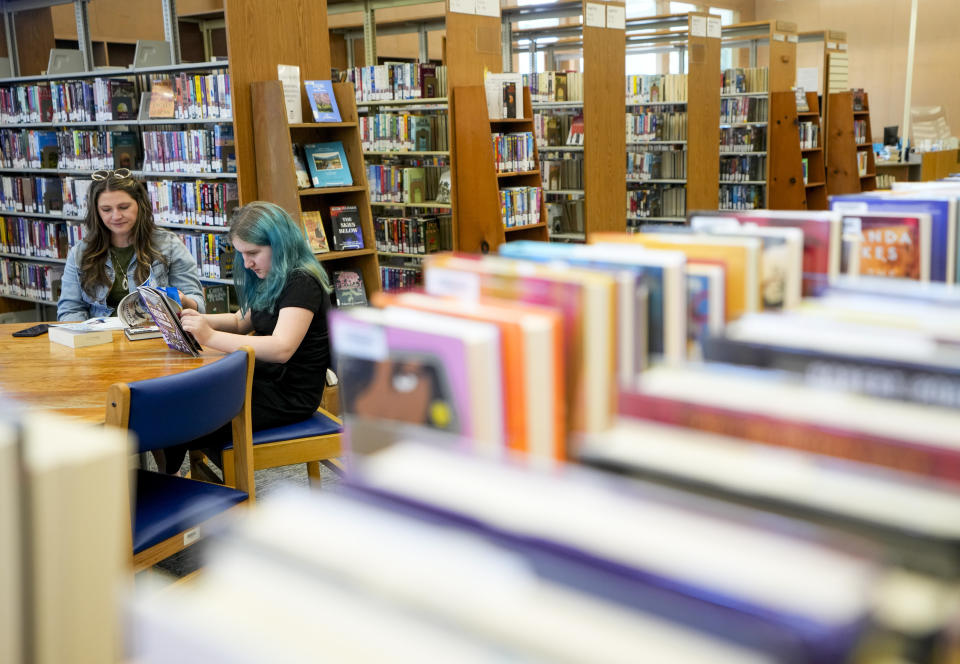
[172,201,334,473]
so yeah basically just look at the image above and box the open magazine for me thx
[124,285,202,357]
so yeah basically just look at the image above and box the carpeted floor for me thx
[150,460,343,579]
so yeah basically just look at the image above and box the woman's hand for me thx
[177,290,200,311]
[179,309,215,344]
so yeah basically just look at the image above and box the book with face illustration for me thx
[329,307,505,455]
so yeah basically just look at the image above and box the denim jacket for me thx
[57,230,206,321]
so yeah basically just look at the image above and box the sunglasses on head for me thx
[91,168,133,182]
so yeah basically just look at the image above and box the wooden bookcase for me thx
[0,61,237,316]
[250,79,380,300]
[492,87,549,243]
[719,20,798,212]
[626,13,720,226]
[768,91,827,210]
[826,91,876,195]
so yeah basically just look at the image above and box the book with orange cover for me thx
[373,291,566,461]
[592,232,761,321]
[424,253,617,436]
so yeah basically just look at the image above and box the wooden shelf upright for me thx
[768,91,827,210]
[685,12,721,212]
[251,80,381,300]
[582,0,626,240]
[826,91,876,195]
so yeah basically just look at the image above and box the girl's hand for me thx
[179,309,214,344]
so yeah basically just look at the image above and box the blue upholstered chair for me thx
[106,347,255,571]
[215,406,343,488]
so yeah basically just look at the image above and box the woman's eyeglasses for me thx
[91,168,133,182]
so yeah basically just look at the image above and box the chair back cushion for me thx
[127,350,248,453]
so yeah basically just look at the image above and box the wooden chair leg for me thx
[320,458,346,476]
[306,461,323,488]
[222,449,236,486]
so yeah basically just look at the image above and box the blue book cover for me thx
[830,194,956,283]
[304,80,341,123]
[305,141,353,188]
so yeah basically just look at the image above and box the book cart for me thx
[826,90,877,195]
[0,59,238,316]
[718,20,798,212]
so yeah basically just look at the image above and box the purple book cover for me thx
[329,309,476,451]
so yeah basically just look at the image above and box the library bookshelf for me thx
[354,88,455,293]
[768,91,827,210]
[0,60,238,315]
[826,90,876,195]
[718,20,798,212]
[250,79,380,301]
[492,87,549,243]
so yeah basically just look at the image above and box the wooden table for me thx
[0,323,224,422]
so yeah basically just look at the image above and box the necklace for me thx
[110,248,135,290]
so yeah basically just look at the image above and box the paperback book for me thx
[330,205,364,250]
[304,80,341,123]
[333,270,368,307]
[304,142,353,188]
[301,210,330,253]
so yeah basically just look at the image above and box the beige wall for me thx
[754,0,959,144]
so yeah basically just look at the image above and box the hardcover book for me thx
[109,79,137,120]
[111,131,139,170]
[301,210,330,253]
[304,141,353,188]
[841,212,932,280]
[304,80,342,123]
[148,79,175,119]
[332,270,368,307]
[330,205,364,250]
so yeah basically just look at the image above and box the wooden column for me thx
[444,1,501,88]
[582,0,625,238]
[768,21,797,93]
[686,12,720,211]
[224,0,331,204]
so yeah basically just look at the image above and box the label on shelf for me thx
[707,17,722,38]
[475,0,500,17]
[839,43,848,51]
[606,5,625,30]
[425,268,480,302]
[277,64,303,124]
[585,3,606,28]
[449,0,477,15]
[772,33,786,42]
[787,34,799,43]
[690,15,707,37]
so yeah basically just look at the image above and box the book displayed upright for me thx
[304,80,341,123]
[329,205,364,250]
[332,269,368,307]
[304,141,353,188]
[148,79,175,118]
[137,285,202,357]
[301,210,330,253]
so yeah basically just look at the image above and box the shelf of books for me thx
[491,86,548,243]
[795,91,827,209]
[0,61,239,313]
[250,78,379,306]
[718,21,798,212]
[826,90,877,196]
[345,62,455,293]
[530,72,586,241]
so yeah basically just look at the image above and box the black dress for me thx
[248,269,331,429]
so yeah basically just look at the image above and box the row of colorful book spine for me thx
[359,113,448,152]
[0,258,61,301]
[499,186,542,228]
[626,149,686,182]
[347,63,447,102]
[0,217,68,259]
[626,73,688,104]
[141,126,236,174]
[720,96,768,124]
[149,72,233,120]
[720,155,766,182]
[626,185,685,222]
[146,180,238,227]
[626,111,687,142]
[524,71,584,103]
[720,67,769,94]
[492,132,536,173]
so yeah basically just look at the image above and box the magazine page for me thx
[137,286,201,356]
